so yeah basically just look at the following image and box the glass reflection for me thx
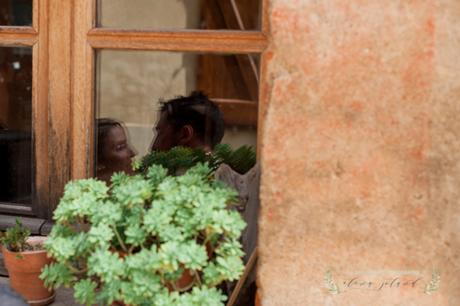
[94,50,260,304]
[97,0,261,30]
[0,47,33,205]
[95,50,258,162]
[0,0,32,26]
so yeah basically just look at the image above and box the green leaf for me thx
[53,179,108,222]
[214,255,245,281]
[87,223,114,247]
[87,200,123,225]
[203,256,244,286]
[124,223,146,246]
[158,241,181,272]
[97,278,122,305]
[40,263,75,289]
[125,248,161,272]
[111,176,153,208]
[74,279,97,306]
[177,287,226,306]
[215,240,244,258]
[207,210,246,239]
[146,164,168,187]
[152,291,178,306]
[214,144,256,174]
[177,241,208,270]
[88,249,124,282]
[144,199,175,235]
[1,219,31,252]
[45,236,78,262]
[120,273,166,305]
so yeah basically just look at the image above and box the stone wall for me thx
[259,0,460,305]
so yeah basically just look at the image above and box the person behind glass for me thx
[96,118,136,183]
[150,91,225,152]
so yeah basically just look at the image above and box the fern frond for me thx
[139,144,256,175]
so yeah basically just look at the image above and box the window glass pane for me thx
[95,51,260,303]
[97,0,261,30]
[95,50,258,179]
[0,47,33,205]
[0,0,32,26]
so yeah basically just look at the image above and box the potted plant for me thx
[137,145,260,306]
[1,219,55,306]
[40,163,246,305]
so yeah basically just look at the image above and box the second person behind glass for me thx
[150,91,225,152]
[96,118,136,183]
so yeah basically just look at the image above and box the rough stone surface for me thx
[258,0,460,305]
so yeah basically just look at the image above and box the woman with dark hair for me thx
[96,118,136,183]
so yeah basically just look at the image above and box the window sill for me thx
[0,215,46,234]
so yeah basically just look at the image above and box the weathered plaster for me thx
[259,0,460,305]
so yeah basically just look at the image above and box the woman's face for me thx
[99,125,136,174]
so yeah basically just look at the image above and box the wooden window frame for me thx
[0,0,269,227]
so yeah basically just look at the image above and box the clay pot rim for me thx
[1,236,47,255]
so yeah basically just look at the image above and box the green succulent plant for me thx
[135,144,256,175]
[40,163,246,306]
[0,219,33,252]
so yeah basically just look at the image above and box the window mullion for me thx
[43,0,73,219]
[71,0,96,180]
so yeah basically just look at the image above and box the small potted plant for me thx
[41,163,246,305]
[1,219,55,305]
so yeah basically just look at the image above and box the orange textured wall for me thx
[258,0,460,305]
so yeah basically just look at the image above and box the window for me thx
[95,50,259,161]
[0,1,37,221]
[0,0,267,229]
[0,47,33,208]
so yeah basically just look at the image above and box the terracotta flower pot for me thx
[164,267,195,292]
[2,236,55,306]
[175,268,194,291]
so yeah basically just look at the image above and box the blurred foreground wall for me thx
[259,1,460,305]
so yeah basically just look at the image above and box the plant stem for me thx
[111,225,128,252]
[194,270,202,286]
[171,281,178,292]
[128,245,135,254]
[65,263,87,275]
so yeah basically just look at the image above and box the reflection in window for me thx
[95,50,260,305]
[0,0,32,26]
[95,50,258,160]
[0,47,33,205]
[97,0,261,30]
